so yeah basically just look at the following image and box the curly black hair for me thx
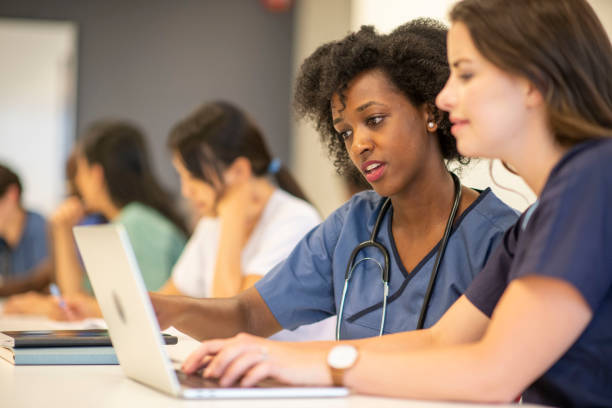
[294,18,468,176]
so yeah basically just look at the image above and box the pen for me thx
[49,283,69,312]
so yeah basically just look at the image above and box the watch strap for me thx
[329,366,346,387]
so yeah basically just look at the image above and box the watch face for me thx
[327,345,358,369]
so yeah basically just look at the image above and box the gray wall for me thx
[0,0,294,192]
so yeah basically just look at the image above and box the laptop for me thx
[73,224,348,399]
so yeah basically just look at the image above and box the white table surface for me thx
[0,311,544,408]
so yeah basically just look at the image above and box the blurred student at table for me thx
[48,150,107,296]
[4,121,187,317]
[0,164,50,296]
[155,101,334,340]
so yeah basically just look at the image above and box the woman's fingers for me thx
[218,348,269,387]
[239,359,276,387]
[57,297,85,321]
[182,339,226,374]
[183,334,331,388]
[51,196,84,227]
[203,334,262,378]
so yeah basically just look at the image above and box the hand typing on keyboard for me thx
[181,333,334,388]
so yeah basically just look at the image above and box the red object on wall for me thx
[260,0,293,12]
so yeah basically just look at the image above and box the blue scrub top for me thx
[256,188,519,339]
[0,211,48,280]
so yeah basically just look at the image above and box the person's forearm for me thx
[157,287,282,341]
[344,342,515,402]
[341,280,579,402]
[265,325,436,361]
[52,227,84,295]
[171,296,249,340]
[212,217,248,298]
[0,259,52,296]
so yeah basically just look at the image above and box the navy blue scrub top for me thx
[466,139,612,407]
[256,188,518,339]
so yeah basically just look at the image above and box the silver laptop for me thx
[73,224,348,399]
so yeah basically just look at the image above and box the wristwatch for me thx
[327,344,359,386]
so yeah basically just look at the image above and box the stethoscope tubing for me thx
[335,173,462,340]
[416,174,462,329]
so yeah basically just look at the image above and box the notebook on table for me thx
[0,329,177,348]
[73,224,348,399]
[0,345,118,365]
[0,329,177,366]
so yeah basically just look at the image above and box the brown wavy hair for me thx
[449,0,612,145]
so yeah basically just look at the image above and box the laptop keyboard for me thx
[176,370,224,388]
[175,370,286,389]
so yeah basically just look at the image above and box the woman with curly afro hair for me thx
[151,19,517,348]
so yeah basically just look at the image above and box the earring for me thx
[427,121,435,129]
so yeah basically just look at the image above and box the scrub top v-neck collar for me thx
[346,188,492,324]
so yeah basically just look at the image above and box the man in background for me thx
[0,164,50,296]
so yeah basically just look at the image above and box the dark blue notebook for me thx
[0,329,177,347]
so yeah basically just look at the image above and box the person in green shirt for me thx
[4,120,187,318]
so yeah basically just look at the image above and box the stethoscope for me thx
[335,172,462,340]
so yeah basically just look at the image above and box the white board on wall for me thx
[351,0,453,32]
[0,18,77,216]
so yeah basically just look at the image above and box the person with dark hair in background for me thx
[4,121,187,318]
[0,164,50,296]
[1,151,107,311]
[154,100,334,341]
[148,20,517,347]
[46,150,108,297]
[174,1,612,405]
